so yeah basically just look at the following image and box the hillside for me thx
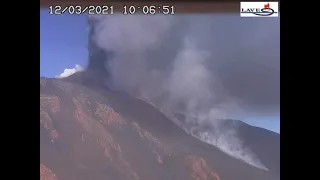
[40,74,279,180]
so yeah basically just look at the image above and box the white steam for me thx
[90,14,276,170]
[167,38,213,112]
[56,64,84,78]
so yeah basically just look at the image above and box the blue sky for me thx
[40,10,279,133]
[40,10,88,77]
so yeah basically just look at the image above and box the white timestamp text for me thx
[48,5,115,15]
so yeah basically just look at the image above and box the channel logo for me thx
[240,2,279,17]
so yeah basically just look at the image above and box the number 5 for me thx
[163,6,169,15]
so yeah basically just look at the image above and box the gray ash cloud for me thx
[86,14,279,169]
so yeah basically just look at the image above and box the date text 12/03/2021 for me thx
[48,5,114,15]
[48,5,175,15]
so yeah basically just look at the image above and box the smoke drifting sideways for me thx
[88,14,279,170]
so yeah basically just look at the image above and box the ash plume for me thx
[87,14,279,170]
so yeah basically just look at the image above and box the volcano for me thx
[40,71,279,180]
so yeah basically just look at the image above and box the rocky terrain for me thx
[40,73,279,180]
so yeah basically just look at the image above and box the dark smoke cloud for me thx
[87,14,279,169]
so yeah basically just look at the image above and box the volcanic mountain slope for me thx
[172,113,280,174]
[40,74,279,180]
[228,120,280,174]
